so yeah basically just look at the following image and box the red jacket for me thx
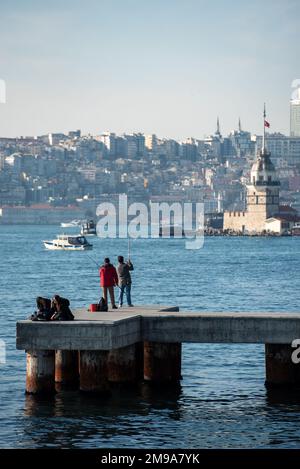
[99,263,118,287]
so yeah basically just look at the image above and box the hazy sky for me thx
[0,0,300,139]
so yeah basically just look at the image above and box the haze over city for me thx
[2,0,300,460]
[1,0,300,139]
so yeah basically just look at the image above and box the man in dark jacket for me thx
[99,257,118,309]
[50,295,74,321]
[117,255,134,307]
[29,297,53,321]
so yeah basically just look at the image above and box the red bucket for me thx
[89,303,99,312]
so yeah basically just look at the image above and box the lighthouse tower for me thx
[223,105,281,233]
[246,104,280,227]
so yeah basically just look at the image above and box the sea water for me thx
[0,225,300,448]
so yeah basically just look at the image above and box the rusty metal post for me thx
[55,350,79,385]
[26,350,55,394]
[79,350,110,394]
[144,342,182,382]
[107,344,141,383]
[265,344,300,388]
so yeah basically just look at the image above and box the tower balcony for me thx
[254,181,280,187]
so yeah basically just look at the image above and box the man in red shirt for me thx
[99,257,118,309]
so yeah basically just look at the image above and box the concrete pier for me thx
[55,350,79,385]
[17,307,300,395]
[144,342,181,382]
[26,350,55,395]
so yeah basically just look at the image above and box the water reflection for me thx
[24,384,183,418]
[22,384,184,448]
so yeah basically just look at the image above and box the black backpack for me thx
[98,297,108,312]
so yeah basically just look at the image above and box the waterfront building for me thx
[265,206,300,235]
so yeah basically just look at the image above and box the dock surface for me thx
[17,306,300,350]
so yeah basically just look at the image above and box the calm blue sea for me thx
[0,225,300,448]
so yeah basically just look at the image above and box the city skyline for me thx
[0,0,300,138]
[0,116,295,142]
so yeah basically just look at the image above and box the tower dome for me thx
[250,148,278,186]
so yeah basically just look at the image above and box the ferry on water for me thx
[292,222,300,236]
[43,234,93,250]
[81,219,97,236]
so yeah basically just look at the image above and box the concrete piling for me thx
[265,344,300,388]
[107,344,139,384]
[135,342,144,381]
[55,350,79,385]
[26,350,55,395]
[143,342,182,382]
[79,350,110,394]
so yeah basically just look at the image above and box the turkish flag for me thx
[264,120,270,128]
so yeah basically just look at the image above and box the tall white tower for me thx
[247,104,280,220]
[290,87,300,137]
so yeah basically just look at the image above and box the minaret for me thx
[215,117,221,137]
[238,117,242,132]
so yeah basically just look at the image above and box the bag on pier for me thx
[98,297,108,312]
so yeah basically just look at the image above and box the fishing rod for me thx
[85,252,122,289]
[85,253,101,268]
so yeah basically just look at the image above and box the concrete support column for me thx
[135,342,144,381]
[144,342,182,382]
[107,344,140,383]
[265,344,300,388]
[26,350,55,395]
[79,350,110,394]
[55,350,79,385]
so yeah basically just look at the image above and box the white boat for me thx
[292,222,300,236]
[81,219,97,236]
[60,219,82,228]
[43,234,93,250]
